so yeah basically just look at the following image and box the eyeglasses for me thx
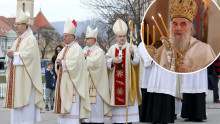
[85,38,93,40]
[14,23,24,26]
[48,65,54,67]
[117,35,126,38]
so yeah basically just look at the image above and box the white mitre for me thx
[86,26,100,46]
[15,8,30,24]
[63,18,77,35]
[113,19,128,35]
[86,26,98,39]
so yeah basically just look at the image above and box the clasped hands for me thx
[6,50,14,58]
[84,52,88,57]
[56,59,63,66]
[112,46,134,64]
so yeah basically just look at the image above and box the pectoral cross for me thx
[118,47,122,70]
[90,84,95,91]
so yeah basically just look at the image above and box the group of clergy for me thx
[52,18,145,124]
[3,0,213,123]
[3,7,144,124]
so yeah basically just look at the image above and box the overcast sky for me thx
[0,0,92,22]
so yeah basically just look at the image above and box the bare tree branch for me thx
[80,0,144,48]
[39,31,54,59]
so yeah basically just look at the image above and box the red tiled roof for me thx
[0,16,15,30]
[28,24,44,34]
[0,30,6,37]
[34,11,55,30]
[7,17,15,23]
[0,19,11,37]
[0,16,50,37]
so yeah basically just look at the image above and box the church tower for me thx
[17,0,34,25]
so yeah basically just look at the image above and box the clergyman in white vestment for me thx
[105,19,144,124]
[54,19,91,124]
[4,8,44,124]
[81,26,112,124]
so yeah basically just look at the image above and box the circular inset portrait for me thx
[141,0,220,73]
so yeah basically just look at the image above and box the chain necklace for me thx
[175,37,191,71]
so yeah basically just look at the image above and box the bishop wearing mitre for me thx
[4,8,44,124]
[105,19,143,124]
[54,19,91,124]
[81,26,112,124]
[157,0,216,73]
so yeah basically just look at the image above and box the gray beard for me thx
[170,32,191,52]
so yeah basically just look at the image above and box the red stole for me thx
[55,46,70,113]
[114,47,126,105]
[5,38,22,108]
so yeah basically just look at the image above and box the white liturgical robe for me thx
[54,41,91,123]
[81,44,112,123]
[181,68,208,95]
[138,42,153,89]
[147,64,176,97]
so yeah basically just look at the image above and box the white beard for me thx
[170,31,191,52]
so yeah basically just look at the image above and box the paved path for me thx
[1,83,220,124]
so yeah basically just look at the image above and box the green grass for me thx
[0,76,46,83]
[0,76,6,83]
[42,76,46,83]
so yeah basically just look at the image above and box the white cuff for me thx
[13,52,23,65]
[131,52,139,66]
[107,58,113,70]
[5,56,12,67]
[62,60,67,71]
[144,57,153,67]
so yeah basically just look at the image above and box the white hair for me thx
[190,22,196,36]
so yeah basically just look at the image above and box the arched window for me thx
[23,3,25,11]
